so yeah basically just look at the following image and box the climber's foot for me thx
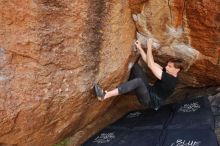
[94,84,106,101]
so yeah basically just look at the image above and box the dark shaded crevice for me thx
[67,0,110,139]
[80,0,108,72]
[36,0,108,73]
[61,0,112,143]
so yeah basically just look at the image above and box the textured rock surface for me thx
[131,0,220,87]
[0,0,220,146]
[0,0,138,146]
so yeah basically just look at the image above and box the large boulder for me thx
[0,0,219,146]
[0,0,138,146]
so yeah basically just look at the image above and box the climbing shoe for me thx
[94,84,106,101]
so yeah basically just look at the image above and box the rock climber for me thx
[95,39,185,110]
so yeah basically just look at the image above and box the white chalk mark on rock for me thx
[136,32,160,49]
[132,14,138,22]
[0,76,9,81]
[128,62,134,70]
[172,43,199,59]
[167,26,183,38]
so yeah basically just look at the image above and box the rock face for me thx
[131,0,220,87]
[0,0,219,146]
[0,1,137,146]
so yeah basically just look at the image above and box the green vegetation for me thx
[54,137,71,146]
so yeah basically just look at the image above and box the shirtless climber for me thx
[94,39,185,110]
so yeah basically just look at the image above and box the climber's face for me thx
[165,62,180,75]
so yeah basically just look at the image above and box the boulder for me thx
[0,1,138,146]
[0,0,219,146]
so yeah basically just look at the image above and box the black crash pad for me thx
[83,97,218,146]
[162,129,218,146]
[84,128,162,146]
[108,104,173,130]
[168,97,215,130]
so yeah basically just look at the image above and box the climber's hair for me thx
[168,58,185,71]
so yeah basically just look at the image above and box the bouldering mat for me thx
[83,97,218,146]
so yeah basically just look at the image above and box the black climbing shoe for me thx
[94,84,106,101]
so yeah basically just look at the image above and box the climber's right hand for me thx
[135,40,142,49]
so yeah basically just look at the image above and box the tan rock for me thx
[0,0,219,146]
[0,0,137,146]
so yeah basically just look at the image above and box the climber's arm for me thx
[135,40,162,80]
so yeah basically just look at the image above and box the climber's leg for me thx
[96,78,150,106]
[117,78,150,106]
[129,63,149,87]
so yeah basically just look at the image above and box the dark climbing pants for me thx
[118,63,151,107]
